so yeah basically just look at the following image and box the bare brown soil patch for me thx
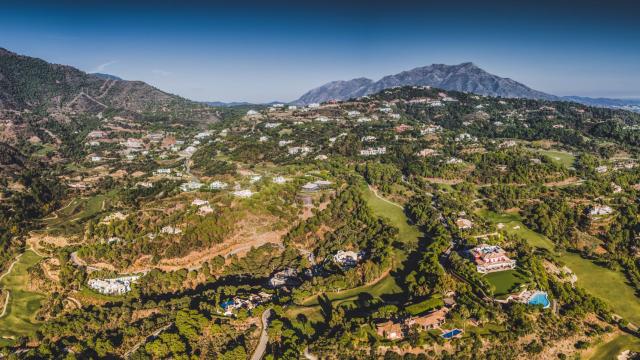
[424,177,463,185]
[544,177,581,187]
[125,215,288,273]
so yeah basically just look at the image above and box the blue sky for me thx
[2,0,639,102]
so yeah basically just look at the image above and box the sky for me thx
[1,0,639,102]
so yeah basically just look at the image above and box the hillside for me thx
[0,47,181,113]
[294,62,558,104]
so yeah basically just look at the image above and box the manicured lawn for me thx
[559,253,640,326]
[535,149,575,168]
[586,333,640,360]
[484,269,528,296]
[405,296,444,316]
[361,185,422,251]
[477,209,555,251]
[0,250,45,343]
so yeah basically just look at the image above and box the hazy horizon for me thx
[2,0,639,102]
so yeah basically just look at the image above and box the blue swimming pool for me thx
[441,329,463,339]
[528,292,550,309]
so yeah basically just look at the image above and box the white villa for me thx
[161,226,182,235]
[195,131,213,139]
[272,176,288,184]
[88,275,141,295]
[333,250,362,268]
[588,205,613,217]
[180,181,203,192]
[155,168,172,175]
[233,189,254,198]
[288,146,311,155]
[455,133,477,142]
[210,181,229,190]
[421,125,442,135]
[360,147,386,156]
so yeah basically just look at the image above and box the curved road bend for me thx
[251,309,272,360]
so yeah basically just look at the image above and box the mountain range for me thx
[294,62,558,104]
[0,47,182,113]
[0,47,637,114]
[293,62,639,112]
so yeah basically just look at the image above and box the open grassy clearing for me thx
[477,209,555,251]
[535,149,576,168]
[33,143,56,157]
[41,190,118,234]
[559,253,640,326]
[484,269,529,296]
[585,333,640,360]
[0,250,44,345]
[478,209,640,326]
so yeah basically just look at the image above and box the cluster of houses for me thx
[218,292,273,316]
[360,147,386,156]
[301,179,333,192]
[87,275,141,295]
[333,250,363,269]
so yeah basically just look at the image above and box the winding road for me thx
[250,309,272,360]
[124,323,172,358]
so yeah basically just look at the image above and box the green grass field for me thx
[477,209,555,251]
[535,149,576,168]
[586,333,640,360]
[0,250,44,345]
[559,253,640,326]
[484,269,528,296]
[42,191,117,235]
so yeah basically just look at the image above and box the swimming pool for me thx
[441,329,463,339]
[528,292,550,309]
